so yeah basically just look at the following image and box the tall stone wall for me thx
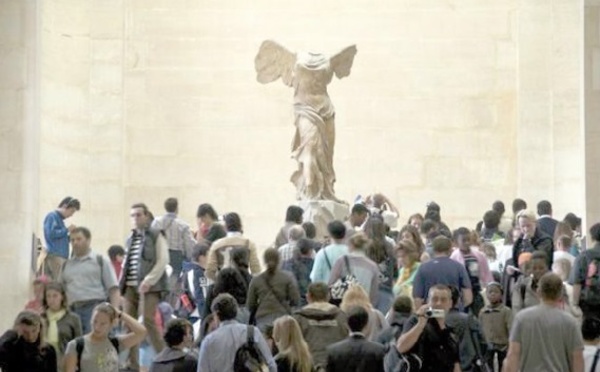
[0,0,40,329]
[37,0,583,251]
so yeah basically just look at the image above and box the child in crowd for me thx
[479,282,512,372]
[582,317,600,372]
[24,275,49,314]
[179,243,210,321]
[378,295,413,345]
[107,245,125,280]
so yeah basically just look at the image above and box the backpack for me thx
[233,325,267,372]
[75,336,119,371]
[384,325,423,372]
[62,255,109,299]
[582,254,600,307]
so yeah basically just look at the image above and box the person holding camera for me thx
[396,284,461,372]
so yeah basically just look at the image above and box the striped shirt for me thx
[126,233,143,286]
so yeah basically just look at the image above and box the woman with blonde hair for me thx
[64,303,147,372]
[0,310,57,371]
[328,233,380,306]
[340,285,388,341]
[272,316,313,372]
[393,240,420,298]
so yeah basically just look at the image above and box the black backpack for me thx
[75,336,119,371]
[384,325,423,372]
[233,325,267,372]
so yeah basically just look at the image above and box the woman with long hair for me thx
[0,310,57,371]
[407,213,424,230]
[393,240,421,299]
[41,282,82,371]
[205,247,253,322]
[272,316,313,372]
[363,216,397,314]
[398,224,428,262]
[247,248,301,331]
[64,303,147,372]
[340,285,388,341]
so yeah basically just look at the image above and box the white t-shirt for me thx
[584,344,600,372]
[554,250,575,266]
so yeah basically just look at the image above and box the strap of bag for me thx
[592,348,600,372]
[468,316,491,372]
[520,281,527,305]
[264,276,291,313]
[76,336,84,371]
[324,250,332,270]
[247,324,254,345]
[343,255,353,277]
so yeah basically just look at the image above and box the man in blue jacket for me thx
[43,196,80,279]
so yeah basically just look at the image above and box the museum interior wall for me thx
[1,0,598,329]
[37,0,585,252]
[0,0,39,328]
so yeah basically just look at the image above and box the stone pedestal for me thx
[298,200,349,240]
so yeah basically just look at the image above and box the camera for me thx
[425,308,445,319]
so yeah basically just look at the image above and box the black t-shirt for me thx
[401,316,459,372]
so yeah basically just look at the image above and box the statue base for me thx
[298,200,349,241]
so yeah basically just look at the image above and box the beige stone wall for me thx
[585,0,600,236]
[0,0,40,329]
[37,0,584,251]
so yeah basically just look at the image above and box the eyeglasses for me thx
[130,212,143,217]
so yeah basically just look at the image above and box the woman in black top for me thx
[0,310,57,372]
[205,247,253,322]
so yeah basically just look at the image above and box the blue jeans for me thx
[70,299,104,334]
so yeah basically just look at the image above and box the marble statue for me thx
[255,40,357,203]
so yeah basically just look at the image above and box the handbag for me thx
[329,255,359,300]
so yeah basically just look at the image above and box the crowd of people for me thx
[1,194,599,372]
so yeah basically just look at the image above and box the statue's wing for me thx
[254,40,296,86]
[330,45,357,79]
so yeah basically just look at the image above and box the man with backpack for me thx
[571,222,600,320]
[198,293,276,372]
[60,227,120,334]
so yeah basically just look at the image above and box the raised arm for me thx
[117,309,147,349]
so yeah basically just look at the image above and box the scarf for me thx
[46,309,66,350]
[398,262,418,286]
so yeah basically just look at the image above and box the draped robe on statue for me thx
[255,41,357,202]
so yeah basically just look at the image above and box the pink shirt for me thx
[450,248,493,288]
